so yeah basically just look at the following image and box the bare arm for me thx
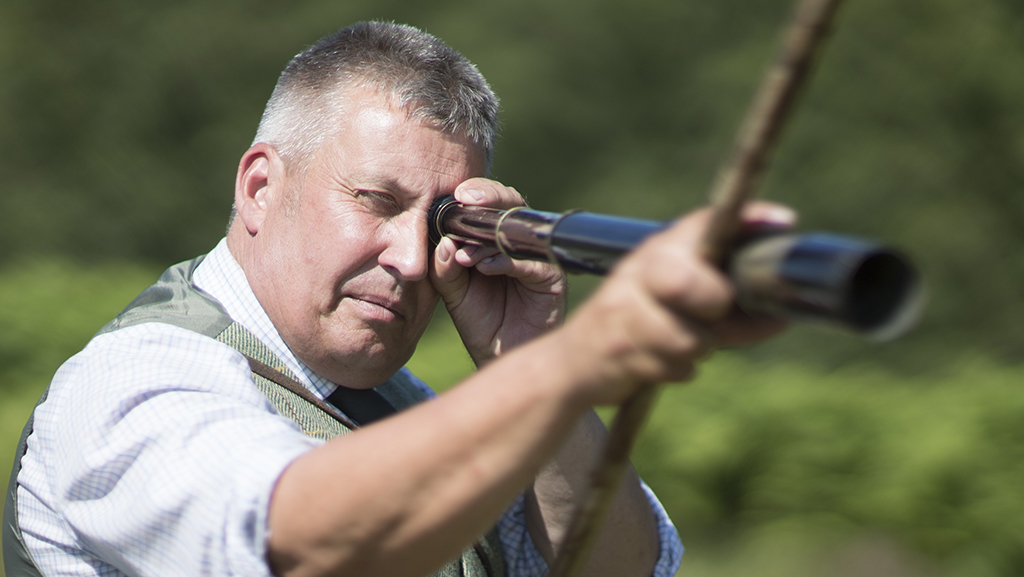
[525,410,660,577]
[266,182,792,577]
[267,327,601,577]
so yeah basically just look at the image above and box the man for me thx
[5,21,791,577]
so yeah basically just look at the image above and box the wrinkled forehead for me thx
[278,82,484,178]
[340,85,486,162]
[328,80,483,151]
[306,88,486,189]
[341,82,476,140]
[347,92,412,133]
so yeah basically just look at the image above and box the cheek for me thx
[307,213,387,275]
[407,284,441,335]
[331,206,392,249]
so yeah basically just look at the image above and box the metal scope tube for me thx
[428,196,924,340]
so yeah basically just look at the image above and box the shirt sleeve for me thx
[19,323,321,577]
[399,370,685,577]
[493,485,683,577]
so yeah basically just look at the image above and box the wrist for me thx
[531,327,627,410]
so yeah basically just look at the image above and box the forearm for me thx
[525,410,659,577]
[267,331,594,577]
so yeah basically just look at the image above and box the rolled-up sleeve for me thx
[400,371,685,577]
[21,326,683,576]
[19,323,320,576]
[493,486,683,577]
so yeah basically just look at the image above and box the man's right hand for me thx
[430,178,569,367]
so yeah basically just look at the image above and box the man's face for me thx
[251,88,486,388]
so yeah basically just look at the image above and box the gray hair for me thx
[253,21,500,171]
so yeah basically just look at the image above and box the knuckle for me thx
[663,329,704,360]
[664,362,698,384]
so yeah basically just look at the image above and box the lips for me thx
[347,293,406,320]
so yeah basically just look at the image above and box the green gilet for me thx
[3,255,505,577]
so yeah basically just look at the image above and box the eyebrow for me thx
[349,175,413,198]
[347,173,454,207]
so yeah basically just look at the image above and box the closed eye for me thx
[354,189,402,216]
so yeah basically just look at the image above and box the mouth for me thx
[346,294,406,322]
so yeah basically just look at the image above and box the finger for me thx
[652,202,797,248]
[454,178,526,209]
[430,236,470,303]
[650,251,734,323]
[459,249,564,296]
[478,256,517,278]
[712,309,790,347]
[467,254,552,280]
[453,244,502,268]
[740,201,798,228]
[738,201,798,237]
[577,286,715,388]
[615,210,735,324]
[648,307,717,369]
[622,202,798,325]
[462,252,516,276]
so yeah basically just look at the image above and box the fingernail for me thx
[764,206,797,226]
[465,188,485,201]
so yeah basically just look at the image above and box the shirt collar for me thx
[192,238,338,400]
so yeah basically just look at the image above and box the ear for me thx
[234,143,285,235]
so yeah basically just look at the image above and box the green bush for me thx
[409,312,1024,576]
[634,357,1024,576]
[2,0,1024,370]
[0,258,159,394]
[4,263,1024,577]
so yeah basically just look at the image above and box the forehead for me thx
[313,88,486,197]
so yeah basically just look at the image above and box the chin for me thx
[304,317,421,386]
[316,343,415,390]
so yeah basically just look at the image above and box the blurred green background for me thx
[1,0,1022,575]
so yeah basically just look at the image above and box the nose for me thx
[378,213,430,281]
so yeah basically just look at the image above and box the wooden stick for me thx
[546,1,845,575]
[702,0,845,263]
[545,384,659,577]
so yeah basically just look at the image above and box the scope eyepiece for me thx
[428,195,461,247]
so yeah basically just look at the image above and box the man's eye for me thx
[356,190,401,214]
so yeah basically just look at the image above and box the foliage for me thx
[407,316,1024,576]
[637,356,1024,576]
[0,258,158,393]
[2,0,1024,574]
[2,263,1024,576]
[406,308,476,392]
[0,0,1022,371]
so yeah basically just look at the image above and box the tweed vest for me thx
[4,255,505,577]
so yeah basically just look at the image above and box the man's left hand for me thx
[430,178,568,366]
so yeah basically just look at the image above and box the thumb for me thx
[430,236,471,307]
